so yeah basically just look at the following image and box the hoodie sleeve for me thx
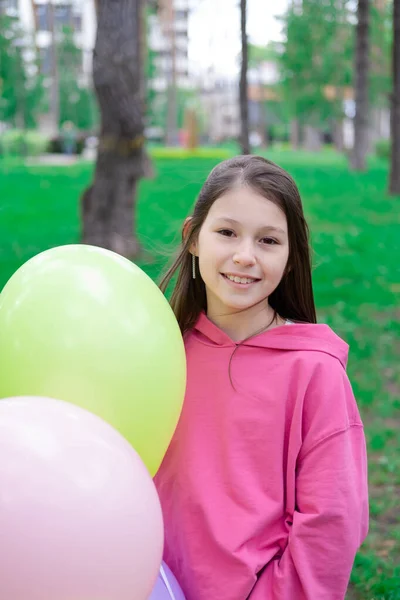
[249,361,369,600]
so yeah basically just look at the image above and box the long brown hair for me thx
[160,155,317,333]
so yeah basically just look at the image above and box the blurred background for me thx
[0,0,399,598]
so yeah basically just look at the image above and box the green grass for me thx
[1,150,399,599]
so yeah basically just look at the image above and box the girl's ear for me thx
[182,217,192,241]
[182,217,197,255]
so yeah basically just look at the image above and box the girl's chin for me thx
[216,300,267,314]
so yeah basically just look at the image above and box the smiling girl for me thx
[154,155,369,600]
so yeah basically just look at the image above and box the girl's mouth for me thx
[222,273,260,286]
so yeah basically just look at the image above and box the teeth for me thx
[225,274,256,284]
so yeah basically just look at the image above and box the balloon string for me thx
[160,564,177,600]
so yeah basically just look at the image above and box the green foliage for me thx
[0,18,98,132]
[144,5,158,128]
[248,42,280,69]
[279,0,354,126]
[146,86,204,137]
[57,26,99,130]
[369,2,393,108]
[149,146,233,159]
[247,42,291,139]
[0,129,49,156]
[0,14,44,127]
[278,0,393,129]
[375,139,390,160]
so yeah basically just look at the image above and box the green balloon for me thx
[0,245,186,476]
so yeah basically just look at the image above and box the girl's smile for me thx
[221,272,261,287]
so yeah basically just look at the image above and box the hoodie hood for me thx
[192,312,349,369]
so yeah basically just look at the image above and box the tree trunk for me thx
[333,119,345,152]
[239,0,250,154]
[49,1,60,134]
[303,125,322,151]
[81,0,145,258]
[258,69,267,147]
[350,0,370,171]
[389,0,400,195]
[290,119,300,149]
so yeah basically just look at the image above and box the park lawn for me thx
[0,152,399,599]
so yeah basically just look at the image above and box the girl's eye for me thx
[218,229,235,237]
[261,237,278,245]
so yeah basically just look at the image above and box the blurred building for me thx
[7,0,97,83]
[0,0,19,15]
[0,0,96,89]
[0,0,96,132]
[146,0,192,143]
[198,58,281,143]
[200,76,240,142]
[148,0,191,92]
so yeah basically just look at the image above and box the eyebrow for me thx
[214,217,287,235]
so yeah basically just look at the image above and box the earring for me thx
[192,254,196,279]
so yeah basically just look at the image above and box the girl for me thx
[154,155,369,600]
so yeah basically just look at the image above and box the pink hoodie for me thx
[154,313,369,600]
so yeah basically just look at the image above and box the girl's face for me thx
[193,185,289,324]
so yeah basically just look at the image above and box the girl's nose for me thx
[232,243,256,267]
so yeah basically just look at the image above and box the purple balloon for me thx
[148,562,186,600]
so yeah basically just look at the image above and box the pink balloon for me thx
[0,396,164,600]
